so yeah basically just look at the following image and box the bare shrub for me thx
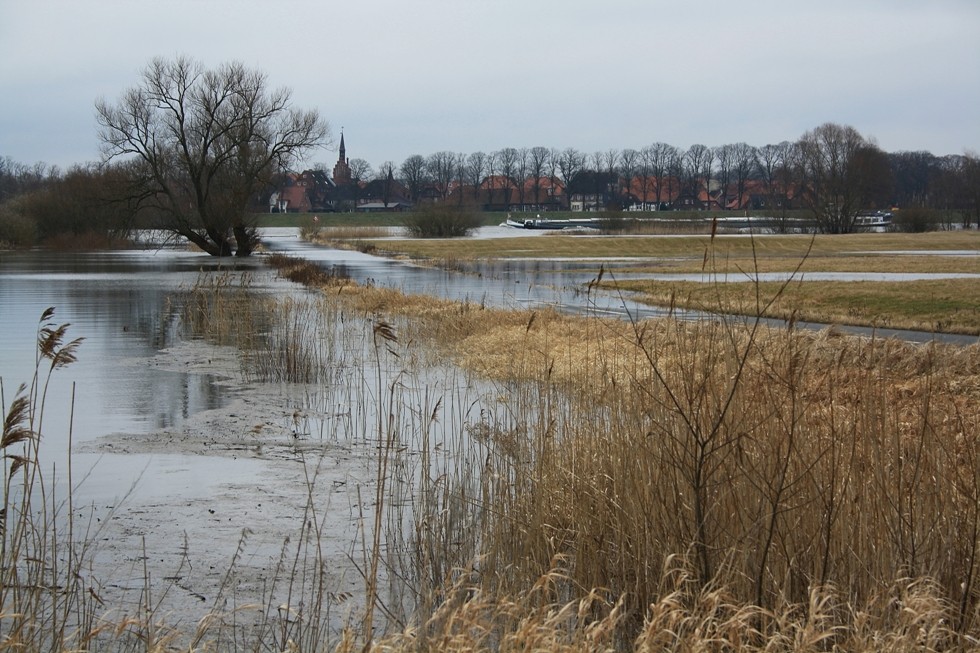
[402,202,482,238]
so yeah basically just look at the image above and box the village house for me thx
[567,170,619,212]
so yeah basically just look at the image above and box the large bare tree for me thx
[713,144,734,208]
[425,151,457,199]
[96,56,329,256]
[758,142,793,230]
[644,142,675,209]
[465,151,487,204]
[528,146,550,209]
[730,142,758,210]
[557,148,584,191]
[797,123,890,233]
[619,148,641,206]
[682,144,713,208]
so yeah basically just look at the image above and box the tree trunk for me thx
[233,224,257,257]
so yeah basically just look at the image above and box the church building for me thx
[332,132,352,186]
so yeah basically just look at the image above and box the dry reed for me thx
[282,256,980,648]
[4,249,978,650]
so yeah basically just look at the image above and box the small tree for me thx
[96,56,329,256]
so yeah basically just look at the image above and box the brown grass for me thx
[284,262,980,648]
[266,251,351,286]
[81,250,968,650]
[378,230,980,261]
[604,276,980,335]
[5,256,979,651]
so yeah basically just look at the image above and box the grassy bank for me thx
[353,231,979,336]
[605,277,980,335]
[371,230,979,262]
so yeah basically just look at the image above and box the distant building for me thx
[567,170,619,212]
[270,132,364,212]
[332,132,352,186]
[359,167,411,209]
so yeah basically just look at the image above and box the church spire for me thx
[332,130,352,186]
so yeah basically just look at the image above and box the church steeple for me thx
[332,130,351,186]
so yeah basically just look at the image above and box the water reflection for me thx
[0,249,265,451]
[1,231,975,484]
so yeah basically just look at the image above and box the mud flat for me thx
[76,337,376,637]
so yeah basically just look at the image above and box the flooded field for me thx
[0,235,548,637]
[2,228,978,647]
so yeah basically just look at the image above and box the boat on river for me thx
[504,214,604,230]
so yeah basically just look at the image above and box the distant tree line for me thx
[3,121,979,248]
[341,123,976,234]
[0,157,140,248]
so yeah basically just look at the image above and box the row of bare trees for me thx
[341,124,977,234]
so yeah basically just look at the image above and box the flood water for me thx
[1,228,977,639]
[0,248,280,503]
[3,228,976,461]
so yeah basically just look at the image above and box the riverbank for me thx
[315,229,980,336]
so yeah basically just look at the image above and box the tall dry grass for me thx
[165,251,980,649]
[0,308,104,651]
[177,263,348,384]
[3,252,978,651]
[277,253,980,648]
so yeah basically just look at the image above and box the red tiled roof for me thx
[480,175,518,190]
[627,176,681,203]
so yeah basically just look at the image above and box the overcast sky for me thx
[2,0,978,173]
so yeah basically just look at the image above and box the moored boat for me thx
[504,214,605,230]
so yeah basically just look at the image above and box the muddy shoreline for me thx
[75,337,376,636]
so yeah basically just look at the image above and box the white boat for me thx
[504,214,604,230]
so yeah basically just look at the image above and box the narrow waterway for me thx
[261,228,980,345]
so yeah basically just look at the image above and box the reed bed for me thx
[176,262,347,384]
[1,309,103,651]
[3,254,979,651]
[260,254,980,649]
